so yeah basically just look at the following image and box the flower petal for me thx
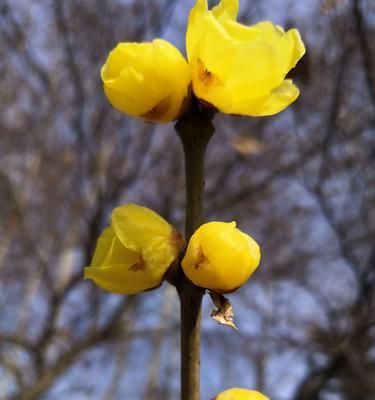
[212,0,239,21]
[84,228,159,295]
[103,82,152,116]
[90,227,115,268]
[254,22,306,73]
[226,42,285,96]
[228,79,300,116]
[222,20,260,43]
[284,28,306,70]
[186,0,208,60]
[111,203,172,253]
[102,235,139,266]
[84,264,161,295]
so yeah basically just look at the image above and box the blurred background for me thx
[0,0,374,399]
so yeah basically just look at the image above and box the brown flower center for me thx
[128,256,146,272]
[141,95,171,122]
[197,59,223,90]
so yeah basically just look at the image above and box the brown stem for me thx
[175,101,215,400]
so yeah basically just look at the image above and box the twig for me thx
[174,100,215,400]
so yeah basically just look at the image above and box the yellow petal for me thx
[103,82,151,116]
[84,228,160,294]
[112,203,183,277]
[284,28,306,70]
[111,204,172,252]
[90,227,115,268]
[181,221,260,293]
[228,79,299,116]
[214,388,269,400]
[192,41,286,113]
[192,0,207,12]
[191,57,233,111]
[222,20,260,42]
[226,43,285,96]
[101,43,145,81]
[192,14,236,79]
[84,264,161,295]
[186,0,208,61]
[105,66,156,106]
[103,235,139,266]
[212,0,239,21]
[254,21,306,73]
[189,12,286,110]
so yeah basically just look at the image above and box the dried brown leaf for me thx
[209,291,238,330]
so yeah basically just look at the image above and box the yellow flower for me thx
[101,39,191,123]
[84,204,184,294]
[213,388,269,400]
[186,0,306,116]
[181,221,260,293]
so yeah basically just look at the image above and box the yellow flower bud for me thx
[101,39,191,123]
[84,204,184,294]
[186,0,306,116]
[213,388,269,400]
[181,222,260,293]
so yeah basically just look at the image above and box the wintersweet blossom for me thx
[84,204,184,294]
[181,221,260,293]
[187,0,306,116]
[101,39,190,123]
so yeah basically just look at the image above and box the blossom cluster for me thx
[85,1,306,398]
[84,203,260,296]
[102,0,305,122]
